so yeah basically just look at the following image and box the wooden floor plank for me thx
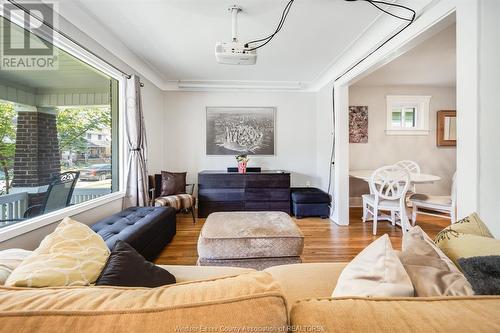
[155,207,449,265]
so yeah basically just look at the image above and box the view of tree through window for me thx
[391,107,417,128]
[0,16,118,227]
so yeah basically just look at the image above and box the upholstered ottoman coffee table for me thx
[197,212,304,270]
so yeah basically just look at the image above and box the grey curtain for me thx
[123,75,149,208]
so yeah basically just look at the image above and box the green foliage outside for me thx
[56,107,111,169]
[57,107,111,153]
[0,103,16,194]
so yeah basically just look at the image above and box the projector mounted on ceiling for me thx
[215,5,257,65]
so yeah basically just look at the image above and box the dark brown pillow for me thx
[95,240,176,287]
[160,171,186,196]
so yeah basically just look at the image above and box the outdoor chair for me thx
[0,171,80,222]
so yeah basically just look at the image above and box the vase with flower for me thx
[236,154,249,174]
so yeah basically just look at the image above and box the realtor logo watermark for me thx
[1,2,58,70]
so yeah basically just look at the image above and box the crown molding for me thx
[165,80,312,92]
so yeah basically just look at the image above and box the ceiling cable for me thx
[244,0,295,52]
[327,0,417,198]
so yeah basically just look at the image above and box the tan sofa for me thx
[1,263,500,332]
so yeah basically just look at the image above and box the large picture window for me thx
[0,16,119,229]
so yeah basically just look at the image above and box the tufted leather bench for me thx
[291,187,331,219]
[91,206,176,261]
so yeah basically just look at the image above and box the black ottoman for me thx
[291,188,331,219]
[91,206,176,261]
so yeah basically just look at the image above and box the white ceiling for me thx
[69,0,383,86]
[354,23,456,87]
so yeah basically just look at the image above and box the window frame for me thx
[0,11,127,242]
[385,95,431,136]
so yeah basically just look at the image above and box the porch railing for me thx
[0,188,111,228]
[70,188,111,205]
[0,192,28,223]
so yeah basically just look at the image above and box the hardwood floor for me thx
[155,207,450,265]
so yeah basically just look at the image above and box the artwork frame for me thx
[206,106,276,156]
[349,106,368,143]
[436,110,456,147]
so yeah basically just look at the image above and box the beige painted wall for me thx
[349,85,456,204]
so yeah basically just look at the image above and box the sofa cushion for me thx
[158,265,255,283]
[0,271,288,333]
[291,187,331,204]
[264,262,346,308]
[401,226,473,296]
[5,217,109,287]
[0,249,32,285]
[96,240,176,287]
[332,234,413,297]
[154,193,196,210]
[290,296,500,332]
[91,206,176,261]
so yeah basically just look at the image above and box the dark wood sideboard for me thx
[197,170,291,218]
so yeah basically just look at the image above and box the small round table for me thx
[349,169,441,232]
[349,169,441,184]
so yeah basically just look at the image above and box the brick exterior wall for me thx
[12,111,61,188]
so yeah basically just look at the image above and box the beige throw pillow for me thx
[332,234,413,297]
[5,217,110,287]
[401,226,474,296]
[0,249,32,285]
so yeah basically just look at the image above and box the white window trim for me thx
[0,11,128,242]
[0,192,124,242]
[386,95,431,136]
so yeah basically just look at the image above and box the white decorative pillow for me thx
[332,234,413,297]
[0,249,32,285]
[5,217,110,287]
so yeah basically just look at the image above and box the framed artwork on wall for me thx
[349,106,368,143]
[437,110,456,146]
[206,106,276,155]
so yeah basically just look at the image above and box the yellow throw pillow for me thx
[435,232,500,267]
[5,217,110,287]
[435,212,493,240]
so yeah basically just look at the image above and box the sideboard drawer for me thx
[245,174,290,188]
[199,188,244,202]
[199,174,245,188]
[245,201,291,213]
[245,188,290,201]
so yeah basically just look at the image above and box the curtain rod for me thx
[6,0,144,87]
